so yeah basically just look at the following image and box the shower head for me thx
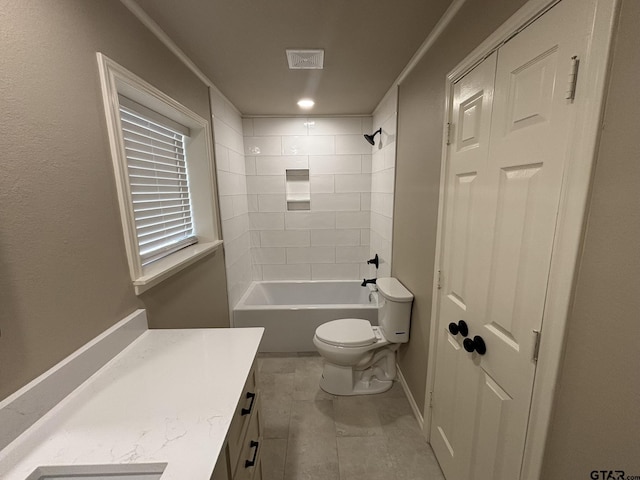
[364,128,382,146]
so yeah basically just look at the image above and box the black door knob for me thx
[463,336,487,355]
[448,320,469,337]
[457,320,469,337]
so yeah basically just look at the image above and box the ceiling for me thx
[131,0,454,116]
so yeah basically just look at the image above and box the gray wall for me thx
[0,0,229,401]
[393,0,528,410]
[541,0,640,475]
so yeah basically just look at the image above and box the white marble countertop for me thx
[0,327,264,480]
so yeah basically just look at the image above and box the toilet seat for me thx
[315,318,376,347]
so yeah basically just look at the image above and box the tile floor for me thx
[257,353,445,480]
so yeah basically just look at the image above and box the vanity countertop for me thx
[0,327,264,480]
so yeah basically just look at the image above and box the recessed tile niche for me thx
[286,169,310,211]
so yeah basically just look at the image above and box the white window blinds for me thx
[118,96,197,266]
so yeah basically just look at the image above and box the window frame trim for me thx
[97,53,221,295]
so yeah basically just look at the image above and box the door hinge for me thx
[532,329,542,363]
[429,391,434,408]
[446,122,452,145]
[437,270,442,290]
[565,56,580,101]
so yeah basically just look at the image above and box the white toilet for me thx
[313,277,413,395]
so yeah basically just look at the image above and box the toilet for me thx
[313,277,413,395]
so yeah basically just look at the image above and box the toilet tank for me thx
[376,277,414,343]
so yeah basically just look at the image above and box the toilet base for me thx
[319,362,394,396]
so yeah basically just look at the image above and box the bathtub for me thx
[234,280,379,352]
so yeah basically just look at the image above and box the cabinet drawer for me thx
[228,361,258,469]
[234,403,262,480]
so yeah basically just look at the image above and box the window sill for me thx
[133,240,223,295]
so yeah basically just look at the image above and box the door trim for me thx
[423,0,619,478]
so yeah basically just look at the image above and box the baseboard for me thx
[396,363,424,431]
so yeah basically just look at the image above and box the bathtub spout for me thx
[361,277,377,287]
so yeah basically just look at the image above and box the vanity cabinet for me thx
[212,361,262,480]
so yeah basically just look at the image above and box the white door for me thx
[430,51,498,480]
[430,1,587,479]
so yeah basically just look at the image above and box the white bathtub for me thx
[234,281,379,352]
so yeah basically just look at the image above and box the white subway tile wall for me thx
[249,212,285,230]
[284,211,336,230]
[244,116,374,281]
[262,264,311,281]
[261,230,310,247]
[244,136,282,156]
[310,229,361,247]
[311,193,361,212]
[311,263,361,280]
[336,211,370,229]
[257,194,286,212]
[211,89,251,315]
[252,247,286,265]
[310,174,335,193]
[368,88,398,278]
[216,105,396,306]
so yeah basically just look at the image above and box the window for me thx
[98,54,221,294]
[119,96,197,265]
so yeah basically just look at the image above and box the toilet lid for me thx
[316,319,376,347]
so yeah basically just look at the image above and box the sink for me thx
[25,463,167,480]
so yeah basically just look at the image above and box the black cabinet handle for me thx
[241,392,256,416]
[245,440,259,468]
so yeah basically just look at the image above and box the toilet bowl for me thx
[313,277,413,396]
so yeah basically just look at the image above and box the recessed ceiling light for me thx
[297,99,315,109]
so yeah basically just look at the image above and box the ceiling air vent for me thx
[286,49,324,70]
